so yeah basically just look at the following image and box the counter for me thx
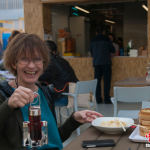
[65,56,149,98]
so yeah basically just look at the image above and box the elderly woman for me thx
[0,33,103,150]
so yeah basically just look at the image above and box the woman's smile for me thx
[24,71,37,75]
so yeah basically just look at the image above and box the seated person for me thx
[0,33,103,149]
[117,37,123,51]
[0,30,20,71]
[38,40,79,106]
[108,33,118,56]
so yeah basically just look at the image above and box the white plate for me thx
[129,126,148,143]
[92,117,134,134]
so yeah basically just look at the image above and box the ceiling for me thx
[78,0,147,21]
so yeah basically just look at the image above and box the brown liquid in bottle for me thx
[29,115,42,142]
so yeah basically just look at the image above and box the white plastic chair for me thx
[55,103,70,125]
[142,101,150,109]
[111,86,150,119]
[62,79,98,136]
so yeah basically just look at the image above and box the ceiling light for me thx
[52,12,59,15]
[75,6,90,13]
[105,20,115,24]
[142,5,148,11]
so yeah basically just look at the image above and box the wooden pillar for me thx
[148,0,150,59]
[43,4,52,36]
[23,0,43,38]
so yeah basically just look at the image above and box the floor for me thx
[56,102,142,148]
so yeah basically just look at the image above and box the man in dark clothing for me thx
[38,41,79,105]
[90,25,116,104]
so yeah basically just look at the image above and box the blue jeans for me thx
[55,96,68,106]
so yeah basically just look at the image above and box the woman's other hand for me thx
[8,86,37,109]
[73,110,103,124]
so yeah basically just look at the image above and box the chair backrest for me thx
[75,79,97,95]
[142,101,150,109]
[114,86,150,103]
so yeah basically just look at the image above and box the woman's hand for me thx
[8,86,37,109]
[73,110,103,124]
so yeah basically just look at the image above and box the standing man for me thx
[90,24,116,104]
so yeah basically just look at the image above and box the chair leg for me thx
[95,102,98,112]
[73,97,80,135]
[93,94,98,112]
[55,107,58,124]
[67,108,69,116]
[77,127,80,136]
[72,107,74,113]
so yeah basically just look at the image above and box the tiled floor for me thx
[56,102,142,148]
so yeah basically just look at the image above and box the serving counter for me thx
[65,56,149,98]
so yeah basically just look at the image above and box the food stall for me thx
[0,19,24,50]
[23,0,150,98]
[0,20,14,50]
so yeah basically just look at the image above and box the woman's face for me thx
[12,49,43,85]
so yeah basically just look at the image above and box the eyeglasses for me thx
[18,57,44,65]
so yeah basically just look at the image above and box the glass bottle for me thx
[29,106,42,142]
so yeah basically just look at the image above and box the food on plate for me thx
[141,109,150,112]
[139,108,150,137]
[100,119,127,127]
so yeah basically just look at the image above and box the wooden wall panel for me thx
[24,0,43,38]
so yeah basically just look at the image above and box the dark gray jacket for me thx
[39,55,79,100]
[90,34,116,66]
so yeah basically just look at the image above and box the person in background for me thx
[0,41,3,60]
[0,33,103,149]
[90,24,116,104]
[117,37,123,51]
[8,30,20,43]
[108,33,119,56]
[38,40,79,106]
[0,30,20,71]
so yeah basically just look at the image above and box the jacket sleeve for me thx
[38,63,54,81]
[0,93,18,133]
[58,112,82,142]
[109,42,116,54]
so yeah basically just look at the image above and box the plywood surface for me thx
[24,0,43,38]
[65,57,149,98]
